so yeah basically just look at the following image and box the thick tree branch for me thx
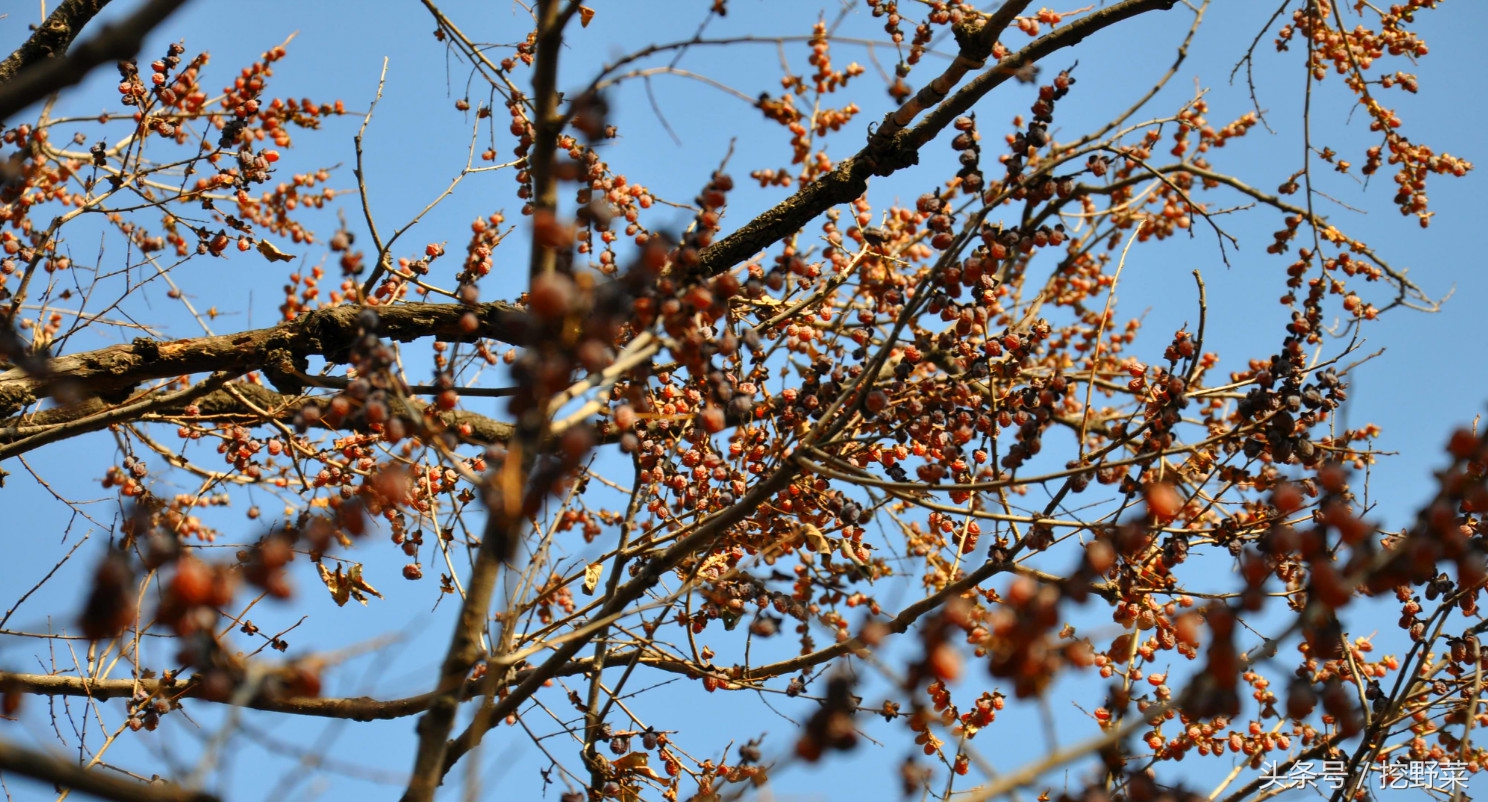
[0,355,773,453]
[868,0,1033,144]
[0,649,730,722]
[0,0,190,123]
[0,669,458,722]
[1,382,518,448]
[525,0,564,280]
[0,0,112,87]
[0,300,525,418]
[0,736,218,802]
[0,370,235,460]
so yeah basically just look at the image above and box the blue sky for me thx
[2,1,1487,800]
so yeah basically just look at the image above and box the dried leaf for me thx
[318,563,383,607]
[614,752,663,781]
[796,523,831,554]
[257,239,296,263]
[345,563,383,604]
[578,6,595,27]
[318,562,349,607]
[583,562,603,595]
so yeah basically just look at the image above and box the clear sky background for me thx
[2,1,1487,800]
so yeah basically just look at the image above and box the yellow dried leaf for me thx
[317,562,382,607]
[614,752,663,781]
[345,563,383,604]
[578,6,595,27]
[257,239,296,263]
[317,562,350,607]
[583,562,603,595]
[796,523,831,554]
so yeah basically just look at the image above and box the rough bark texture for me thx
[0,0,112,87]
[0,0,189,123]
[0,300,525,417]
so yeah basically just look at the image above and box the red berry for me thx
[1145,482,1183,522]
[699,405,726,434]
[171,557,213,606]
[528,272,576,318]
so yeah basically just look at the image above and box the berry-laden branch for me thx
[436,454,807,781]
[864,0,1034,145]
[0,1,1483,800]
[402,0,571,793]
[694,0,1181,279]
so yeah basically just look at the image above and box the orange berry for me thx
[1145,482,1183,522]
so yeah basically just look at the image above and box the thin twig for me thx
[355,58,392,299]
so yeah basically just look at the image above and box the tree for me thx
[0,0,1483,800]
